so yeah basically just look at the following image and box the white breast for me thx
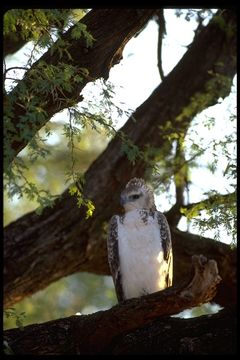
[117,209,168,299]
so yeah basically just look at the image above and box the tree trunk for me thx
[4,9,155,168]
[5,255,231,355]
[4,9,237,308]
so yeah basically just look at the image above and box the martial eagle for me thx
[107,178,173,302]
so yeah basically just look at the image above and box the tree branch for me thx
[180,191,236,213]
[156,9,166,81]
[4,255,223,355]
[4,9,155,169]
[4,9,236,308]
[4,29,27,58]
[165,139,189,227]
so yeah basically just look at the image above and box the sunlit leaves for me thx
[4,9,71,47]
[67,168,95,219]
[85,200,95,219]
[4,308,26,330]
[68,183,95,219]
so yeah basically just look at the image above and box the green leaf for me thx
[69,185,78,195]
[85,199,95,219]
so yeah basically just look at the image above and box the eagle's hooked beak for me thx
[120,193,128,206]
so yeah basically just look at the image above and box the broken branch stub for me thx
[179,254,222,303]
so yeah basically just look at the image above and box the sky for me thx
[4,9,236,243]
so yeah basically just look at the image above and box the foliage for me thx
[180,191,236,243]
[3,10,108,218]
[69,183,95,218]
[3,7,142,219]
[4,9,87,48]
[4,308,26,330]
[3,120,108,226]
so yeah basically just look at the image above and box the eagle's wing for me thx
[107,215,125,302]
[156,211,173,288]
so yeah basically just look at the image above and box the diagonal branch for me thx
[4,255,222,355]
[4,9,236,308]
[180,191,236,213]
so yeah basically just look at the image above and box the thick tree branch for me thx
[5,307,236,355]
[109,305,236,355]
[4,9,236,308]
[4,9,155,169]
[4,255,223,355]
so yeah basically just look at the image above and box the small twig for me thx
[5,78,21,82]
[4,66,29,75]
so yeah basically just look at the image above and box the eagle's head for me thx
[120,178,156,212]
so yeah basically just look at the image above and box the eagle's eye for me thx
[130,194,140,200]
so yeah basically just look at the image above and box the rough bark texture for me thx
[4,255,228,355]
[108,305,236,355]
[5,9,155,167]
[4,9,237,309]
[5,307,236,355]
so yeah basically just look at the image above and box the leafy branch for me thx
[180,191,236,244]
[4,308,26,330]
[180,191,236,217]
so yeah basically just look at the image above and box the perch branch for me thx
[4,255,221,354]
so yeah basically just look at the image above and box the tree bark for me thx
[5,307,236,355]
[4,9,155,169]
[4,9,237,308]
[108,305,236,355]
[4,255,229,355]
[171,229,236,307]
[4,29,27,58]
